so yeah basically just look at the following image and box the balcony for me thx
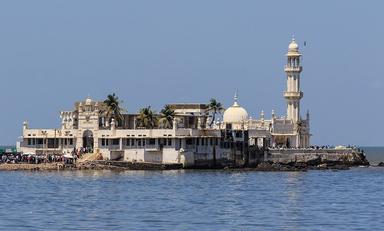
[284,91,303,99]
[101,129,175,138]
[284,66,302,72]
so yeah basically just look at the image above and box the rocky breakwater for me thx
[0,161,183,171]
[264,148,369,170]
[77,160,183,170]
[0,163,76,171]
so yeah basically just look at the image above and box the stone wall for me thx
[266,149,369,166]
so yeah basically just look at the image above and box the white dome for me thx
[223,94,248,123]
[288,39,299,52]
[85,97,92,105]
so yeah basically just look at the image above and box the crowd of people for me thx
[0,146,94,165]
[0,153,65,164]
[269,145,360,150]
[74,147,93,155]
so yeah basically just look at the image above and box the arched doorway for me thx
[82,130,94,150]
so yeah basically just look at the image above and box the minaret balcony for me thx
[284,91,303,99]
[284,66,302,72]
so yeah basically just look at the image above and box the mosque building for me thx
[18,39,311,167]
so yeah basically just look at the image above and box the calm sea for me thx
[0,147,383,230]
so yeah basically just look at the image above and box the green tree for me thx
[207,98,224,127]
[159,105,175,129]
[137,106,158,129]
[101,93,125,126]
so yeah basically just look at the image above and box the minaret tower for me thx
[284,37,303,123]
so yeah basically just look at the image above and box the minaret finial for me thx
[233,90,239,106]
[292,34,295,41]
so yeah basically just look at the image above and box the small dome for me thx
[223,93,248,123]
[288,38,299,52]
[85,97,92,105]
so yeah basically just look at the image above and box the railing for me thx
[100,129,175,138]
[268,148,356,155]
[283,92,303,98]
[284,66,302,72]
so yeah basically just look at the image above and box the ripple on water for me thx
[0,168,383,230]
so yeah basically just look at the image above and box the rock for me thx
[256,162,274,170]
[305,156,322,166]
[378,162,384,167]
[317,163,327,168]
[255,162,305,171]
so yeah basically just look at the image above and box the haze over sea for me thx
[0,147,382,230]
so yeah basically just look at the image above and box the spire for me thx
[233,90,239,106]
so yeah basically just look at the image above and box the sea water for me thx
[0,147,383,230]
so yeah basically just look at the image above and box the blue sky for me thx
[0,0,383,146]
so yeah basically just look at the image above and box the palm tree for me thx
[159,105,175,129]
[207,98,224,127]
[137,106,158,129]
[101,93,125,126]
